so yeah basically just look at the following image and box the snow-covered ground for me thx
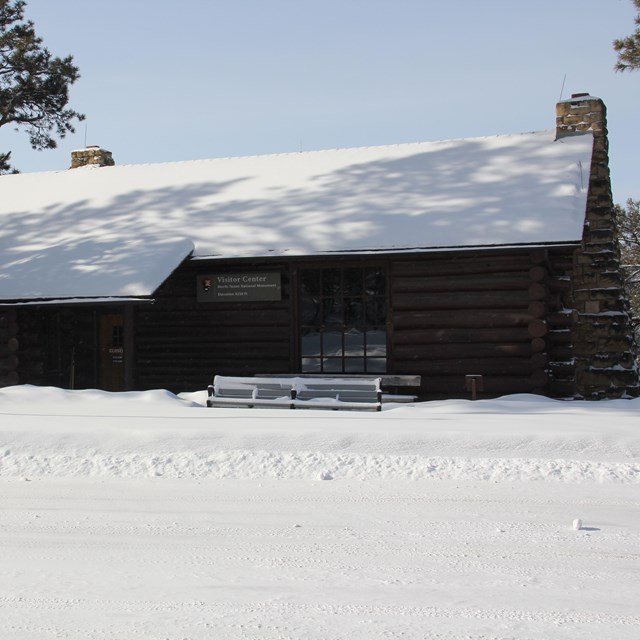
[1,386,639,639]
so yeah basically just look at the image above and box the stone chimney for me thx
[556,93,639,398]
[556,93,608,140]
[70,146,115,169]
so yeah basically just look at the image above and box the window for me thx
[299,266,387,373]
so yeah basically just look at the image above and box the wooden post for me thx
[465,374,484,401]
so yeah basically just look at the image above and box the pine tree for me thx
[616,199,640,336]
[0,0,83,173]
[614,0,640,72]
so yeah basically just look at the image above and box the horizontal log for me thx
[17,362,45,376]
[530,338,547,353]
[0,361,19,373]
[393,356,546,376]
[138,357,291,374]
[529,248,549,264]
[136,327,289,344]
[0,321,19,335]
[527,319,548,339]
[393,290,531,311]
[527,301,546,318]
[0,309,17,324]
[530,353,548,369]
[138,309,291,328]
[0,344,20,359]
[0,354,19,371]
[394,342,536,360]
[9,347,45,361]
[391,255,533,278]
[0,325,19,340]
[393,309,534,330]
[392,273,531,294]
[419,374,543,396]
[10,329,41,342]
[529,266,547,282]
[18,375,46,387]
[528,283,548,300]
[0,371,19,386]
[137,342,289,358]
[529,369,549,388]
[393,327,531,345]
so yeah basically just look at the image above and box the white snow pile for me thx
[2,385,640,640]
[1,385,639,483]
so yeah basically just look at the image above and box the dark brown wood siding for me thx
[11,306,100,389]
[134,260,292,392]
[389,248,576,399]
[0,308,20,386]
[6,247,579,400]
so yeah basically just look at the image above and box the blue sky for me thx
[3,0,639,202]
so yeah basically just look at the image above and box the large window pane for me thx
[345,358,364,373]
[302,357,321,372]
[323,358,342,373]
[344,298,364,328]
[344,328,364,356]
[365,267,386,296]
[365,297,386,326]
[366,358,387,373]
[301,329,321,356]
[298,266,387,374]
[323,299,343,327]
[299,296,321,325]
[300,269,321,296]
[343,268,363,295]
[366,330,386,357]
[322,331,343,357]
[322,269,341,296]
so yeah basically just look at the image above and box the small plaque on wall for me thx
[197,272,282,302]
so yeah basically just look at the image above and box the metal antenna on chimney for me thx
[559,74,567,101]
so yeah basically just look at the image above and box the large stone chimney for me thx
[556,93,639,398]
[70,146,115,169]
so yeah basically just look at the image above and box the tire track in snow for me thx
[1,595,640,627]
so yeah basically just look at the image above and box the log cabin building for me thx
[0,94,638,399]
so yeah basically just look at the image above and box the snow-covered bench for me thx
[207,375,382,411]
[206,376,295,409]
[260,373,420,403]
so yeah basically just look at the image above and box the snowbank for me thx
[1,386,638,483]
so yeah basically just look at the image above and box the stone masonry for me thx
[556,94,639,398]
[70,146,115,169]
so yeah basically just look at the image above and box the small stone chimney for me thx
[556,93,639,398]
[556,93,608,141]
[70,146,115,169]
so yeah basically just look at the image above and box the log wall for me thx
[14,307,98,389]
[389,248,577,399]
[0,309,20,386]
[133,261,292,392]
[5,247,586,400]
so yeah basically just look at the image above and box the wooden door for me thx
[99,313,125,391]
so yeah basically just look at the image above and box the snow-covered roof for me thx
[0,130,593,301]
